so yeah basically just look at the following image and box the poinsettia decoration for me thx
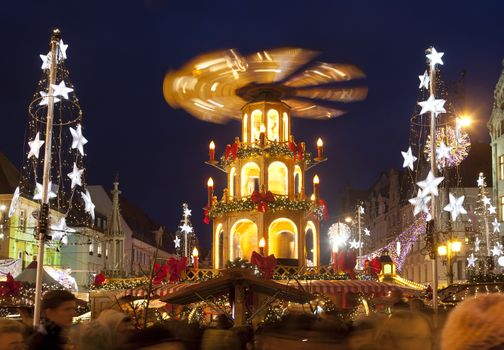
[0,273,22,296]
[94,271,106,287]
[152,263,169,285]
[251,251,277,279]
[167,257,188,283]
[288,140,304,162]
[225,142,239,160]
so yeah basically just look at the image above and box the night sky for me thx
[1,1,503,254]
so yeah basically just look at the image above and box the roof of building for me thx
[0,152,20,194]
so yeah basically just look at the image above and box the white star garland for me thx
[482,196,492,207]
[418,95,446,117]
[401,146,417,171]
[57,39,68,61]
[67,162,84,189]
[443,193,467,221]
[8,187,20,218]
[51,81,74,100]
[418,70,430,89]
[491,242,503,257]
[27,132,45,159]
[474,237,481,252]
[363,228,370,236]
[492,218,500,233]
[179,223,193,234]
[39,91,60,106]
[477,174,486,188]
[39,52,52,70]
[467,253,477,268]
[50,217,76,245]
[349,239,362,249]
[81,190,95,220]
[409,189,431,216]
[426,47,444,67]
[436,142,452,162]
[69,124,88,156]
[488,205,497,215]
[417,171,444,197]
[33,181,57,201]
[174,236,181,248]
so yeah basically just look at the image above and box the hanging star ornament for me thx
[27,132,45,159]
[363,228,370,236]
[50,217,76,245]
[174,236,181,248]
[69,124,88,156]
[359,206,365,214]
[474,237,481,252]
[492,218,500,233]
[33,181,57,201]
[39,91,60,106]
[349,239,362,249]
[491,243,504,257]
[8,187,20,218]
[426,47,444,66]
[443,194,467,221]
[418,70,430,89]
[51,81,74,100]
[57,39,68,60]
[467,253,477,268]
[482,196,492,207]
[477,174,486,188]
[409,189,431,216]
[67,162,84,189]
[81,190,95,220]
[436,142,452,162]
[488,205,497,215]
[179,223,193,234]
[39,52,52,70]
[183,207,192,217]
[417,171,444,197]
[401,146,417,171]
[418,95,446,117]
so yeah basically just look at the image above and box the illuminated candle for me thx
[259,124,266,147]
[310,193,315,202]
[192,247,199,270]
[259,237,265,256]
[313,175,320,202]
[331,246,338,272]
[207,177,214,208]
[209,141,215,162]
[317,138,323,159]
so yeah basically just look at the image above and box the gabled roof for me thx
[0,152,20,194]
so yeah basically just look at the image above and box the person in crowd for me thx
[441,294,504,350]
[201,315,240,350]
[374,311,433,350]
[160,320,203,350]
[77,320,112,350]
[347,315,384,350]
[124,325,185,350]
[0,319,25,350]
[27,290,77,350]
[96,309,134,350]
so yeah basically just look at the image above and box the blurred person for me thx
[77,320,112,350]
[96,309,134,349]
[27,290,77,350]
[374,311,432,350]
[125,325,184,350]
[231,326,254,349]
[160,320,203,350]
[347,315,384,350]
[441,294,504,350]
[0,319,25,350]
[201,315,240,350]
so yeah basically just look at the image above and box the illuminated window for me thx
[97,243,102,257]
[267,109,279,141]
[268,218,298,259]
[251,109,262,143]
[268,161,288,195]
[229,167,236,198]
[294,165,302,196]
[243,113,248,143]
[19,210,26,232]
[241,162,260,196]
[282,112,289,141]
[230,219,258,261]
[499,155,504,180]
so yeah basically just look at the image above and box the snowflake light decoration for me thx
[424,126,470,169]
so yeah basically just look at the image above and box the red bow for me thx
[337,250,357,279]
[318,198,328,221]
[251,251,277,279]
[251,190,275,212]
[203,206,210,224]
[153,263,169,285]
[0,273,22,296]
[370,256,381,276]
[93,271,106,287]
[225,143,239,160]
[288,141,303,162]
[167,257,188,283]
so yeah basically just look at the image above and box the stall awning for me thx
[279,280,398,295]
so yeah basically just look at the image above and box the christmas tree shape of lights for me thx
[173,203,197,262]
[12,29,94,245]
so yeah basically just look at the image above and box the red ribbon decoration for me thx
[370,256,381,276]
[251,190,275,212]
[337,250,357,279]
[318,198,328,221]
[94,271,106,287]
[0,273,22,296]
[288,141,304,162]
[225,143,239,160]
[167,257,188,283]
[152,263,169,285]
[203,206,210,224]
[251,251,277,279]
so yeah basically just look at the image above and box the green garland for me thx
[91,278,148,291]
[469,273,504,283]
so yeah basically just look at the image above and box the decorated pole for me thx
[357,204,363,268]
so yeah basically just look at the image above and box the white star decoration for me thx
[436,142,452,161]
[8,187,20,218]
[363,228,370,236]
[69,124,88,156]
[492,218,500,233]
[467,253,477,268]
[401,146,417,171]
[39,52,52,70]
[51,81,74,100]
[359,206,365,214]
[67,162,84,189]
[443,194,467,221]
[27,132,45,159]
[349,239,362,249]
[39,91,60,106]
[417,171,444,197]
[426,47,444,66]
[488,205,497,215]
[183,208,192,217]
[482,196,492,207]
[491,243,503,257]
[33,182,57,201]
[174,236,181,248]
[418,95,446,117]
[57,39,68,60]
[81,190,95,220]
[179,223,193,234]
[477,174,486,188]
[409,189,431,216]
[50,217,76,245]
[474,237,481,252]
[418,70,430,89]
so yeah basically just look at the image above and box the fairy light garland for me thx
[424,126,470,169]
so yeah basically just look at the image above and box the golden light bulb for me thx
[192,247,199,257]
[209,141,215,150]
[310,194,315,201]
[207,177,214,187]
[259,237,265,248]
[313,175,319,184]
[317,138,323,147]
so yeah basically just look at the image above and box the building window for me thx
[97,243,102,257]
[89,239,94,255]
[19,210,26,232]
[500,155,504,181]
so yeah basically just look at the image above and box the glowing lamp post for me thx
[207,177,214,208]
[209,141,216,163]
[192,247,199,270]
[313,175,320,202]
[316,138,324,160]
[259,237,265,256]
[379,249,396,282]
[437,240,462,285]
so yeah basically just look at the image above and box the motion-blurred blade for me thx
[286,98,347,119]
[293,86,368,102]
[285,62,366,88]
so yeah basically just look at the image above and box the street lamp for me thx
[437,240,462,285]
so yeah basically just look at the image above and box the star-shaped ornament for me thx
[418,70,430,89]
[409,189,431,216]
[33,181,57,201]
[426,47,444,66]
[57,39,68,60]
[39,52,52,70]
[401,146,417,171]
[67,162,84,189]
[474,237,481,252]
[359,206,365,214]
[179,223,193,234]
[492,218,500,233]
[39,91,61,106]
[51,81,74,100]
[482,196,492,207]
[418,95,446,117]
[81,190,95,220]
[417,171,444,197]
[27,132,45,159]
[174,236,181,248]
[467,253,477,268]
[443,193,467,221]
[488,205,497,215]
[349,239,362,249]
[436,142,452,161]
[8,187,20,218]
[183,208,192,217]
[363,228,370,236]
[477,174,486,188]
[491,243,503,257]
[69,124,88,156]
[50,217,76,245]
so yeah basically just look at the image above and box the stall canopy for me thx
[15,261,65,289]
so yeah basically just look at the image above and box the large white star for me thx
[33,181,57,201]
[349,239,362,249]
[417,171,444,197]
[491,242,503,257]
[27,132,45,159]
[183,208,192,217]
[39,52,52,70]
[179,223,193,234]
[174,236,181,248]
[474,237,481,252]
[50,217,76,245]
[443,193,467,221]
[8,187,20,218]
[39,91,61,106]
[492,218,500,233]
[482,196,492,207]
[69,124,88,156]
[67,162,84,189]
[467,253,477,268]
[409,189,431,216]
[477,174,486,187]
[81,190,95,220]
[401,146,417,171]
[488,205,497,215]
[418,70,430,89]
[359,206,365,214]
[436,142,452,162]
[418,95,446,117]
[363,228,370,236]
[426,47,444,66]
[57,39,68,60]
[51,81,74,100]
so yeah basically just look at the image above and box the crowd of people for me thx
[0,290,503,350]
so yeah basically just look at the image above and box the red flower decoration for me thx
[251,251,277,279]
[288,141,304,162]
[167,257,188,283]
[225,143,239,160]
[94,271,106,287]
[203,206,210,224]
[153,263,169,285]
[251,190,275,212]
[318,198,328,221]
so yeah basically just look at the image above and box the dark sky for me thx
[1,1,503,253]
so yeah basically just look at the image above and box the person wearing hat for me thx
[0,319,25,350]
[27,289,76,350]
